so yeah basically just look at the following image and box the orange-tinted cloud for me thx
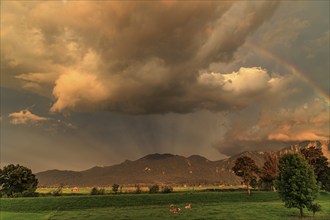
[8,110,49,125]
[215,98,329,155]
[51,71,110,113]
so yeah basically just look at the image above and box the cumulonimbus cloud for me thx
[2,1,282,114]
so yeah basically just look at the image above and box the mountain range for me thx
[36,140,329,187]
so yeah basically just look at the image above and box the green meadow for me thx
[1,191,330,220]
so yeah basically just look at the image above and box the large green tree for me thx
[275,154,319,218]
[300,146,330,191]
[232,156,258,195]
[0,164,38,197]
[259,154,279,191]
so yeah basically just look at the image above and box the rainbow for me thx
[245,42,330,106]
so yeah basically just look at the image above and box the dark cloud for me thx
[2,1,281,114]
[1,89,229,171]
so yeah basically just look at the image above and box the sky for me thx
[1,1,329,172]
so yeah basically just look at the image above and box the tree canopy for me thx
[300,146,330,191]
[259,154,279,191]
[232,156,258,195]
[0,164,38,197]
[275,153,319,218]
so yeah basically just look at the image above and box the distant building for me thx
[72,187,78,192]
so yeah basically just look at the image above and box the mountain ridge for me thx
[36,140,329,187]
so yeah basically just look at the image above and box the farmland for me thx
[1,191,329,220]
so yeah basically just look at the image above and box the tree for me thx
[300,146,330,191]
[112,184,120,194]
[232,156,259,195]
[259,154,279,191]
[319,166,330,192]
[275,154,319,218]
[0,164,38,197]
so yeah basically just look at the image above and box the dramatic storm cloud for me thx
[2,1,280,114]
[1,1,329,171]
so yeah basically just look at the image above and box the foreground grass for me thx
[1,191,329,220]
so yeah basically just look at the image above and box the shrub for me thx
[148,184,160,193]
[5,191,39,198]
[90,187,105,195]
[22,191,39,197]
[90,187,98,195]
[250,178,258,189]
[52,186,63,196]
[308,203,321,217]
[161,186,173,193]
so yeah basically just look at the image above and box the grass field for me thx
[1,191,329,220]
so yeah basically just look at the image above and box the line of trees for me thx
[233,146,329,193]
[89,184,173,195]
[232,146,329,218]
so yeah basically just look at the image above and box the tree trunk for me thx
[299,207,303,218]
[271,181,276,192]
[271,185,275,192]
[247,184,251,196]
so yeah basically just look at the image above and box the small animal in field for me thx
[169,204,181,213]
[185,203,192,209]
